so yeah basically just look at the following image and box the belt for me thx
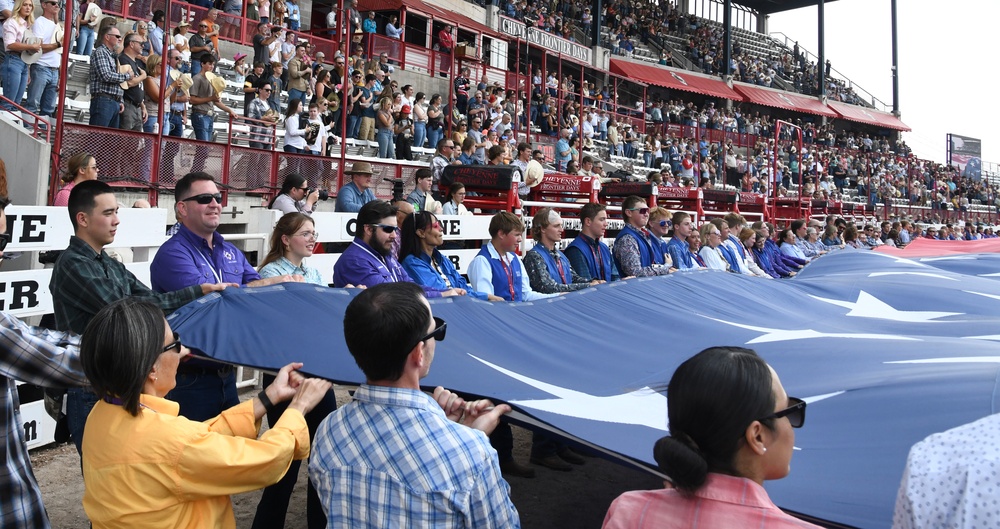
[177,363,235,376]
[169,110,186,115]
[93,93,122,103]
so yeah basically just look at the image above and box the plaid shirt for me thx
[0,313,86,529]
[89,43,129,100]
[309,385,520,528]
[50,236,202,334]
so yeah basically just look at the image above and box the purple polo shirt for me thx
[332,238,444,297]
[150,224,261,292]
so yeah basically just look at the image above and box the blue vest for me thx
[649,235,668,265]
[528,244,572,285]
[476,245,524,301]
[666,237,695,270]
[728,234,747,259]
[567,235,613,282]
[614,225,656,271]
[718,243,741,271]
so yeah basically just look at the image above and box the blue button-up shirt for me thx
[150,224,261,292]
[334,182,376,213]
[309,385,520,528]
[259,256,323,286]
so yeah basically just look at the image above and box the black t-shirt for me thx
[252,34,267,66]
[188,33,212,64]
[244,72,264,108]
[119,54,144,106]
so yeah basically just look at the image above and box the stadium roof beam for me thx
[731,0,839,15]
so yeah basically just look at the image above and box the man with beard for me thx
[332,200,459,298]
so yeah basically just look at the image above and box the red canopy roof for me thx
[733,82,837,118]
[609,59,744,101]
[358,0,494,35]
[828,101,911,131]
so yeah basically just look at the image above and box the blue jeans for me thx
[143,114,157,133]
[287,88,307,106]
[76,25,96,56]
[1,54,29,111]
[167,112,184,137]
[287,19,300,31]
[25,64,59,116]
[347,114,361,139]
[66,387,100,455]
[191,59,202,76]
[426,126,443,152]
[412,121,427,150]
[166,368,240,422]
[191,112,213,141]
[89,95,121,128]
[376,128,394,158]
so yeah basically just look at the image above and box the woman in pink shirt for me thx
[53,152,98,206]
[603,346,820,529]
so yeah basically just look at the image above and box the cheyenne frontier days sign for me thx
[497,16,592,63]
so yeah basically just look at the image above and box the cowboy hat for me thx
[525,160,544,188]
[344,161,375,175]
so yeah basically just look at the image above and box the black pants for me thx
[250,374,338,529]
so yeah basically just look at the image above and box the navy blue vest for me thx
[567,235,613,282]
[528,244,572,285]
[476,245,524,301]
[614,225,656,271]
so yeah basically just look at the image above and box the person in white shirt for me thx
[25,0,62,119]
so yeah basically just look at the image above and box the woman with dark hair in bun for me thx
[602,346,818,528]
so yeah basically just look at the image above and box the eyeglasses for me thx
[199,24,208,28]
[163,332,182,353]
[260,87,272,92]
[0,232,10,252]
[294,230,319,240]
[182,193,223,205]
[659,220,671,228]
[109,33,122,39]
[369,223,398,234]
[412,316,447,348]
[627,207,650,215]
[427,221,442,230]
[759,396,806,428]
[710,231,721,236]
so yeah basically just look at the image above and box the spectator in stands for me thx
[23,0,60,121]
[374,96,396,159]
[269,173,319,216]
[252,22,278,75]
[698,223,728,271]
[426,94,445,149]
[665,211,700,271]
[400,210,497,301]
[282,98,309,153]
[247,81,277,149]
[253,212,335,529]
[614,196,673,277]
[603,346,816,528]
[430,138,457,185]
[647,207,673,265]
[0,196,89,529]
[356,73,378,141]
[172,21,192,71]
[189,55,237,143]
[457,136,476,165]
[53,152,97,206]
[790,219,825,259]
[80,298,331,529]
[738,228,771,278]
[394,104,414,160]
[441,182,470,215]
[287,42,311,106]
[150,172,299,421]
[142,54,166,134]
[335,161,377,212]
[285,0,300,31]
[437,23,454,55]
[406,168,441,214]
[119,32,148,132]
[525,207,602,294]
[778,228,808,261]
[311,282,518,525]
[75,0,100,56]
[51,180,226,455]
[302,102,328,156]
[332,200,459,296]
[385,14,402,39]
[188,20,215,76]
[241,61,266,115]
[566,202,619,283]
[87,25,134,128]
[555,128,573,172]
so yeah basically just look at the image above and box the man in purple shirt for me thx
[332,200,458,298]
[149,171,299,421]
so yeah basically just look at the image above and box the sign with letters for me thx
[5,206,168,252]
[497,16,592,63]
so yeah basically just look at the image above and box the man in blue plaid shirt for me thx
[309,282,520,528]
[0,196,89,529]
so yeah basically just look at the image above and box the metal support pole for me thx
[52,0,74,205]
[890,0,900,115]
[722,0,731,78]
[817,0,825,98]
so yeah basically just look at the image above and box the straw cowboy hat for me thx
[525,160,544,188]
[344,161,375,175]
[205,71,227,96]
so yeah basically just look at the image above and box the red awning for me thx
[828,101,911,131]
[609,59,744,101]
[358,0,495,35]
[733,83,837,118]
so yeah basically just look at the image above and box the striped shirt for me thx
[0,313,87,529]
[309,385,520,528]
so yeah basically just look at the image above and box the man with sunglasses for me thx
[50,181,228,456]
[332,200,457,297]
[150,172,300,421]
[88,25,135,128]
[613,195,673,278]
[311,282,518,527]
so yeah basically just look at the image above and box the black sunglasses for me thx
[369,223,398,234]
[760,396,806,428]
[182,193,223,205]
[413,317,447,348]
[163,332,182,353]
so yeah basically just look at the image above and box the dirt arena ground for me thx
[32,386,662,528]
